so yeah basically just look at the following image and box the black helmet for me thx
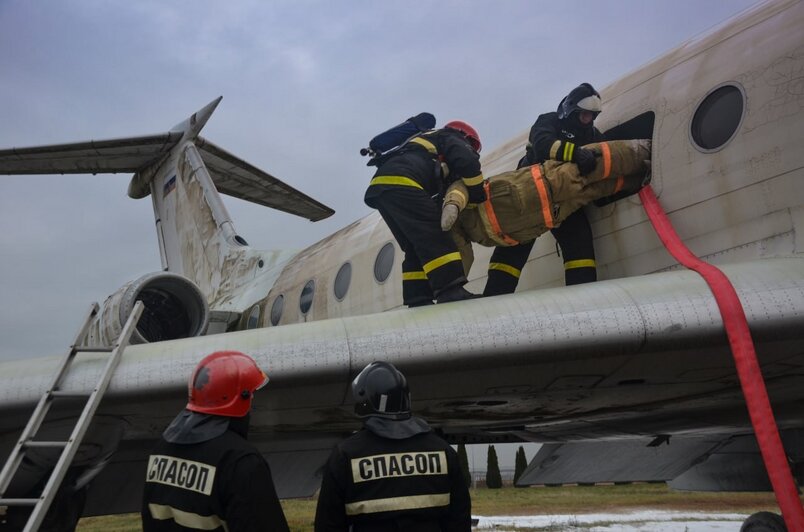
[557,83,602,120]
[352,361,411,420]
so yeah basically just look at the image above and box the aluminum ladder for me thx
[0,300,144,531]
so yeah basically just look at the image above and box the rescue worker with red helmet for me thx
[314,361,471,531]
[141,351,289,531]
[484,83,604,296]
[364,120,485,306]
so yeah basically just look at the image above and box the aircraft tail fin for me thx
[0,98,334,305]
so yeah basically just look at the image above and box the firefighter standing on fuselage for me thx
[365,121,486,306]
[314,361,471,532]
[484,83,604,296]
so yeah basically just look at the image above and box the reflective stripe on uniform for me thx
[369,176,424,189]
[148,503,228,531]
[422,252,463,274]
[564,259,596,270]
[402,271,428,281]
[483,181,519,246]
[614,175,625,193]
[599,142,612,178]
[408,137,438,155]
[461,174,484,187]
[345,493,451,516]
[562,141,575,162]
[489,262,521,278]
[530,165,554,229]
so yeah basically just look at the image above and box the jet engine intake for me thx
[85,272,209,346]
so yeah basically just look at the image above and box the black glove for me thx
[466,184,487,204]
[573,147,597,175]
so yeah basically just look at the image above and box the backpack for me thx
[360,113,436,166]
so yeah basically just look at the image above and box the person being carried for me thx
[364,120,486,306]
[484,82,606,296]
[440,138,651,275]
[141,350,289,532]
[314,361,471,532]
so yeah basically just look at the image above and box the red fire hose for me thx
[638,185,803,530]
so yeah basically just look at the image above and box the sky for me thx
[0,0,761,361]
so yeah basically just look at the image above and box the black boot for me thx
[436,285,481,304]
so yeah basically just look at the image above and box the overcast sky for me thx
[0,0,760,361]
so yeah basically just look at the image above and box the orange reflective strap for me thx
[483,181,519,246]
[530,165,554,229]
[614,175,625,193]
[600,142,612,179]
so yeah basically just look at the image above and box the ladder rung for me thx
[22,441,68,449]
[49,390,88,399]
[74,346,114,353]
[0,498,39,506]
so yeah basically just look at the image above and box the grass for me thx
[77,483,790,531]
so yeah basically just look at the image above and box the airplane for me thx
[1,0,803,529]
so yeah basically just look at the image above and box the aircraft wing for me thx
[1,257,803,514]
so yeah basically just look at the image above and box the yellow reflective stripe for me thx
[563,141,575,162]
[422,252,462,274]
[148,503,228,531]
[402,271,428,281]
[461,173,484,187]
[408,137,438,154]
[345,493,450,516]
[564,259,596,270]
[369,176,423,189]
[489,262,521,278]
[549,140,562,160]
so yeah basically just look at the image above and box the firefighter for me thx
[314,361,471,532]
[141,350,289,532]
[364,121,486,306]
[484,83,604,296]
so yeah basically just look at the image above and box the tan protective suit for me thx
[443,139,651,272]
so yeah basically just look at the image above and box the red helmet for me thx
[444,120,482,153]
[186,351,268,417]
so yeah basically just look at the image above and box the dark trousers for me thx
[371,188,466,305]
[483,209,596,295]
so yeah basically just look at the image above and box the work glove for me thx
[466,184,487,205]
[573,147,596,175]
[441,203,460,231]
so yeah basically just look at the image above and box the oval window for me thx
[374,242,395,283]
[247,304,260,329]
[334,262,352,301]
[691,84,744,152]
[300,280,315,314]
[270,295,284,326]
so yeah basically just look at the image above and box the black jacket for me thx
[314,417,471,532]
[365,128,483,204]
[518,111,603,169]
[141,414,289,532]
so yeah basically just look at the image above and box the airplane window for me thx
[300,280,315,314]
[270,295,284,326]
[691,84,744,152]
[334,262,352,301]
[247,304,260,329]
[374,242,395,283]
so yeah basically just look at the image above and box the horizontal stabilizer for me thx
[0,133,182,175]
[196,137,334,222]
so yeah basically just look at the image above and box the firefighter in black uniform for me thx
[141,350,289,532]
[484,83,605,296]
[365,121,486,306]
[314,361,471,532]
